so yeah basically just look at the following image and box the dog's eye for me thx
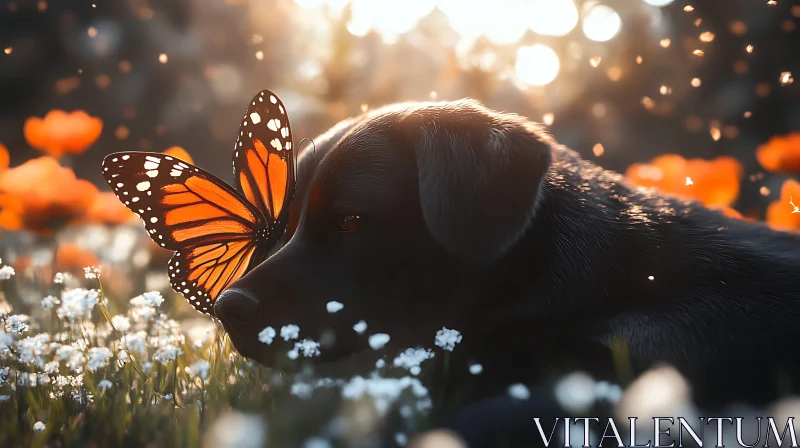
[338,214,362,232]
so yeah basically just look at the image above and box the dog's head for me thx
[214,99,553,367]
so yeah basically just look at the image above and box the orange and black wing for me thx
[102,152,269,315]
[233,89,296,242]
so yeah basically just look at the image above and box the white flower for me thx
[117,350,129,364]
[293,339,321,357]
[376,359,386,369]
[5,315,29,334]
[303,438,332,448]
[87,347,112,371]
[0,331,13,350]
[186,360,210,380]
[395,432,408,446]
[83,266,102,279]
[326,301,344,313]
[44,361,59,374]
[353,320,367,334]
[392,348,434,375]
[291,382,314,398]
[97,379,113,390]
[57,289,99,321]
[153,344,182,364]
[0,265,15,280]
[507,383,530,400]
[280,324,299,341]
[16,333,50,364]
[287,348,298,359]
[130,291,164,308]
[469,363,483,375]
[368,333,390,350]
[341,373,430,416]
[122,331,147,356]
[33,421,45,432]
[41,295,60,309]
[53,272,68,284]
[111,315,131,333]
[434,327,462,351]
[0,395,9,401]
[0,367,8,386]
[258,326,276,344]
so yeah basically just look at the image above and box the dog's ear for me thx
[402,100,552,262]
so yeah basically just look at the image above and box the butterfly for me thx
[102,90,296,316]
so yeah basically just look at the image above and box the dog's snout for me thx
[215,288,259,323]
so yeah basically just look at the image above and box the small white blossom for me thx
[395,432,408,446]
[353,320,367,334]
[16,333,50,364]
[341,373,430,416]
[376,359,386,369]
[41,296,60,309]
[186,360,210,380]
[507,383,530,400]
[117,349,129,364]
[110,315,131,333]
[393,348,434,375]
[258,326,276,344]
[469,363,483,375]
[97,379,113,390]
[280,324,300,341]
[122,331,147,356]
[83,266,102,279]
[87,347,112,371]
[5,315,29,334]
[0,265,15,280]
[368,333,390,350]
[44,361,59,374]
[53,272,68,284]
[326,301,344,313]
[287,348,299,359]
[153,344,182,364]
[434,327,462,351]
[130,291,164,308]
[293,339,321,357]
[0,395,9,401]
[0,331,12,350]
[303,438,333,448]
[33,421,45,432]
[57,289,99,321]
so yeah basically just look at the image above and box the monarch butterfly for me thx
[102,90,296,315]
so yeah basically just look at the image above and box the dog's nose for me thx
[214,288,259,322]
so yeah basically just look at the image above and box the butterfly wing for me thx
[233,90,296,240]
[102,151,268,315]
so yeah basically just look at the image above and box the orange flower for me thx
[756,132,800,174]
[85,191,137,225]
[162,146,193,164]
[766,179,800,232]
[0,142,8,171]
[0,156,98,234]
[0,192,23,230]
[55,243,99,274]
[24,110,103,158]
[626,154,743,207]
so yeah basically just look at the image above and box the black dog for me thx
[215,99,800,439]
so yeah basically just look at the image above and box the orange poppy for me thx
[162,146,193,164]
[55,243,99,274]
[0,142,8,171]
[84,191,137,225]
[756,132,800,174]
[766,179,800,232]
[0,156,98,234]
[24,110,103,158]
[626,154,743,208]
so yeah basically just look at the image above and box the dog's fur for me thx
[215,99,800,441]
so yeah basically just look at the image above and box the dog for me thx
[214,99,800,442]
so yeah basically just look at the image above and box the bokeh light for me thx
[515,44,560,86]
[528,0,579,36]
[582,3,622,42]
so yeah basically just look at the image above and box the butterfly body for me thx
[102,90,296,315]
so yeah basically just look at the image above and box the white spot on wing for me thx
[144,161,159,170]
[271,138,282,151]
[267,119,280,131]
[249,112,261,124]
[136,181,151,191]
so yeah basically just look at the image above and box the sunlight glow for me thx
[515,44,560,86]
[348,0,435,42]
[643,0,674,6]
[528,0,579,37]
[582,4,622,42]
